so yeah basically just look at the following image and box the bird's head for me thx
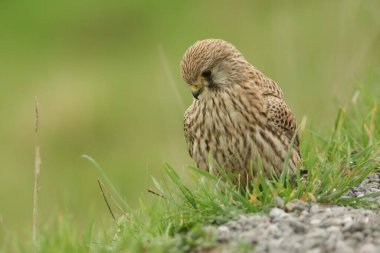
[180,39,247,100]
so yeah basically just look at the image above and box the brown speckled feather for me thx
[265,96,300,149]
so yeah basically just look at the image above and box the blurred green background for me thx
[0,0,379,240]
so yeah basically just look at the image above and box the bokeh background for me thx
[1,0,380,240]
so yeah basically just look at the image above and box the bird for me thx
[180,39,301,185]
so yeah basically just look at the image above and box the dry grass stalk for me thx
[32,96,41,248]
[97,179,116,221]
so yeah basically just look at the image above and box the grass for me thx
[8,87,380,253]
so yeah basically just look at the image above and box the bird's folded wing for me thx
[265,96,299,148]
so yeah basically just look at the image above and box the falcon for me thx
[181,39,301,184]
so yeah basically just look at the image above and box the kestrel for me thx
[181,39,301,184]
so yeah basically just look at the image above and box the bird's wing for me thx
[265,96,300,149]
[252,69,297,146]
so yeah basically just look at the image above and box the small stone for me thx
[327,225,341,233]
[238,230,259,244]
[217,225,231,242]
[218,225,230,233]
[288,218,307,233]
[335,240,355,253]
[237,214,248,222]
[269,208,287,219]
[285,199,306,212]
[247,215,269,226]
[368,173,380,180]
[346,222,365,232]
[358,243,378,253]
[305,249,322,253]
[344,238,359,248]
[275,196,285,208]
[369,188,380,192]
[343,216,353,225]
[228,221,242,231]
[325,218,344,227]
[310,219,321,225]
[302,228,326,249]
[310,204,322,214]
[351,231,365,241]
[266,223,281,236]
[300,209,309,218]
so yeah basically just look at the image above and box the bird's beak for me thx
[191,83,204,100]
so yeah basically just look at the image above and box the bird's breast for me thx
[188,90,259,171]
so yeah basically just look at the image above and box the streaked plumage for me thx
[181,39,301,183]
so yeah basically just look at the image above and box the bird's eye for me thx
[201,70,211,78]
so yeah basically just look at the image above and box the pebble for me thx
[284,199,307,212]
[269,208,287,219]
[358,243,378,253]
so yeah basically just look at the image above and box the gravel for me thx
[344,172,380,202]
[209,172,380,253]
